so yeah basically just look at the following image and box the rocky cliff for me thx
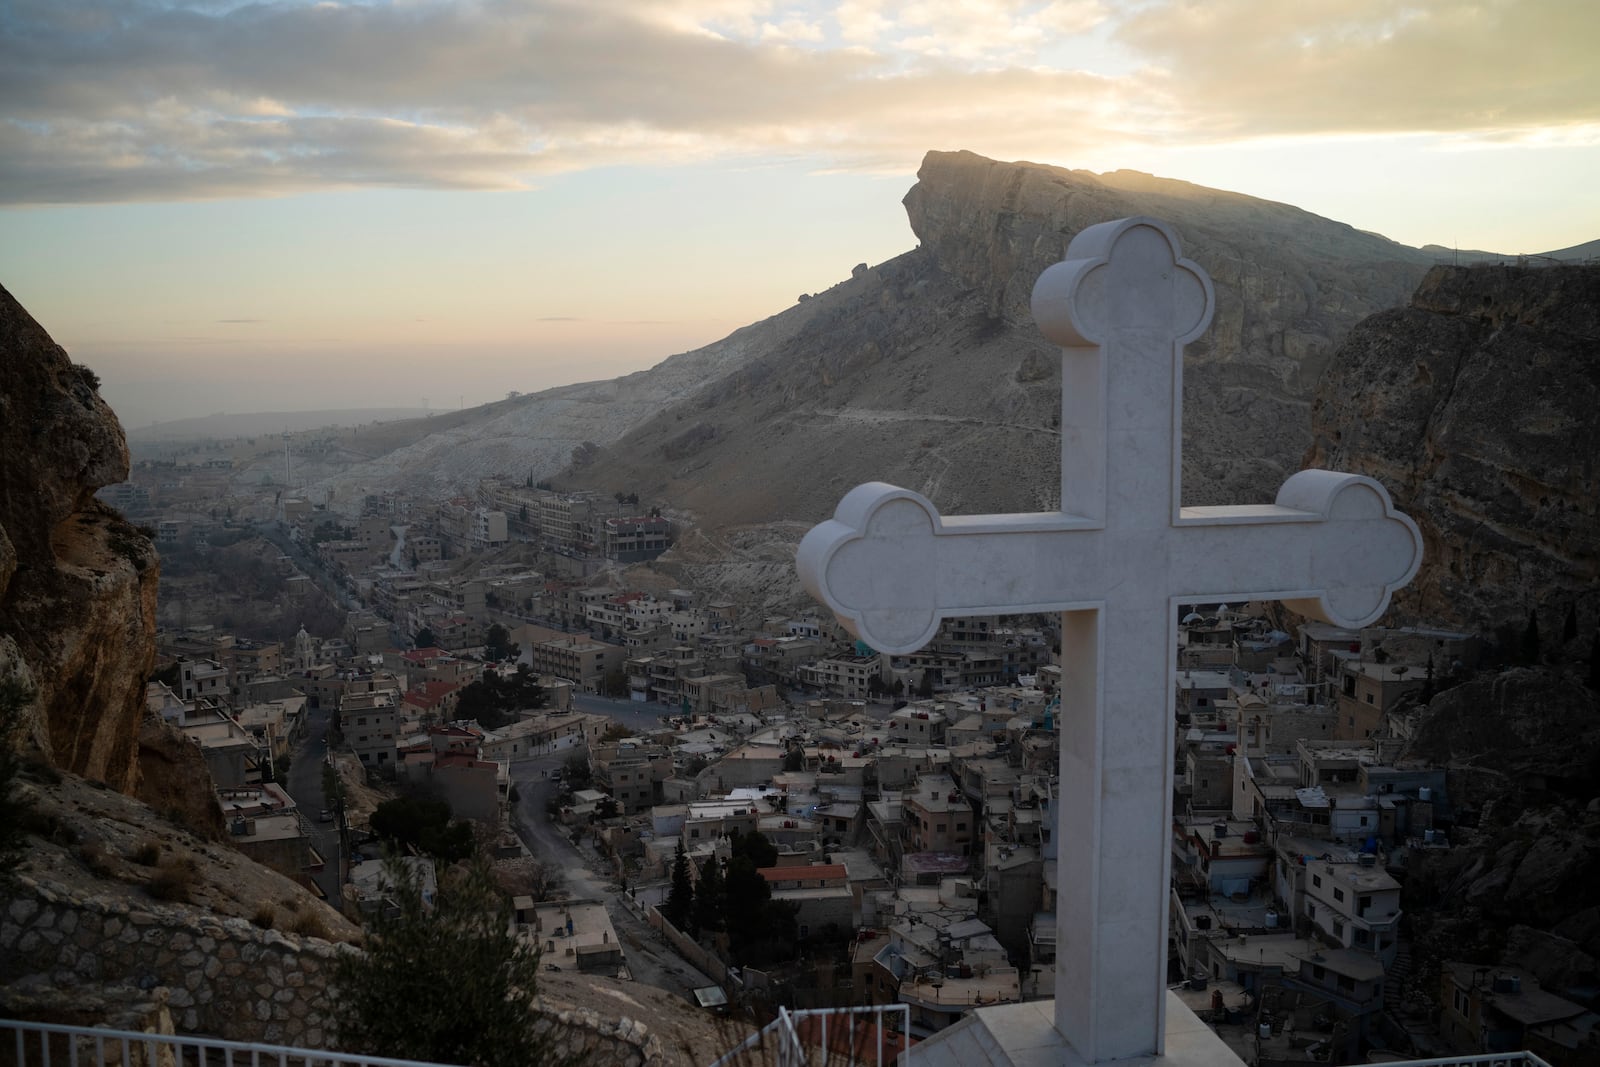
[543,151,1440,611]
[298,150,1440,542]
[0,283,160,793]
[1306,264,1600,635]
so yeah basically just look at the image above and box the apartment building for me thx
[343,687,401,773]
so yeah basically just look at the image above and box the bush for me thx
[252,904,277,929]
[130,840,162,866]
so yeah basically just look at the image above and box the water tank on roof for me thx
[1418,786,1432,801]
[1265,910,1279,928]
[1359,853,1377,867]
[1213,822,1228,838]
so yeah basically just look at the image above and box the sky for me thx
[1,0,1596,429]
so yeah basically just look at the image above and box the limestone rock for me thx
[0,282,157,792]
[1307,264,1600,634]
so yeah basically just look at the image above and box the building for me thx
[343,688,400,773]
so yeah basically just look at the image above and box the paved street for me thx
[282,702,343,904]
[508,754,713,1000]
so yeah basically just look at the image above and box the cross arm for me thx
[796,482,1100,654]
[1173,469,1423,629]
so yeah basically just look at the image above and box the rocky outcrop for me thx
[901,151,1435,503]
[0,283,158,792]
[1306,264,1600,634]
[1398,666,1600,999]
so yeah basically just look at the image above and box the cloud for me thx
[1113,0,1600,139]
[0,0,1591,204]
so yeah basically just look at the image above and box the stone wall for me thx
[2,876,344,1046]
[1,878,668,1067]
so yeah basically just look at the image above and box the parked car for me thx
[318,809,333,823]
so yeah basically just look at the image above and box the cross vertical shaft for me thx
[796,216,1421,1064]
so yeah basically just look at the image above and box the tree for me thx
[917,671,935,698]
[414,627,437,650]
[1522,609,1542,665]
[693,855,724,935]
[664,846,695,932]
[484,624,519,663]
[331,856,571,1067]
[560,752,592,790]
[370,796,475,862]
[1563,603,1579,644]
[722,832,795,966]
[456,666,545,730]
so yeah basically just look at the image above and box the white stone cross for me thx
[796,217,1421,1063]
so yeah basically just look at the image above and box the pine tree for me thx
[331,856,571,1067]
[664,845,695,933]
[1563,603,1579,644]
[693,854,724,935]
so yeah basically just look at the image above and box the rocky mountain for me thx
[1306,263,1600,636]
[561,151,1446,533]
[303,300,839,512]
[304,150,1455,534]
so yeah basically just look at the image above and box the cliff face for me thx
[1306,264,1600,634]
[0,282,159,793]
[901,151,1435,501]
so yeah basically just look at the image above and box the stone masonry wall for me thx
[2,877,666,1066]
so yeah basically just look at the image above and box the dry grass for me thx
[145,857,198,903]
[289,910,332,940]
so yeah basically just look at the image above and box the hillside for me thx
[291,150,1455,532]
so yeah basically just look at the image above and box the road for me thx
[257,522,364,612]
[282,701,344,904]
[571,692,680,735]
[508,753,713,1000]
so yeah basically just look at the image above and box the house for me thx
[1302,855,1402,964]
[758,863,853,937]
[342,687,400,774]
[902,783,977,856]
[528,900,623,974]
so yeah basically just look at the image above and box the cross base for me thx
[909,993,1246,1067]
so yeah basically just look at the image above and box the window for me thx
[1312,874,1322,888]
[1366,693,1374,704]
[1333,888,1345,902]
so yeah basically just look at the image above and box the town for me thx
[95,455,1596,1067]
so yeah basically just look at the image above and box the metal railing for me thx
[2,1020,440,1067]
[709,1004,911,1067]
[1357,1055,1554,1067]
